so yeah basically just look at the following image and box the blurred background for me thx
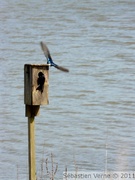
[0,0,135,179]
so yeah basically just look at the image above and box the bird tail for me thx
[36,84,44,93]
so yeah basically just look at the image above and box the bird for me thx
[40,41,69,72]
[36,72,45,93]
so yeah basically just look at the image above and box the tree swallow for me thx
[36,72,45,93]
[40,41,69,72]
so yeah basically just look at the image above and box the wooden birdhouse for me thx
[24,64,49,106]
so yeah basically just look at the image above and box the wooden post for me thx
[26,105,40,180]
[28,117,36,180]
[24,64,49,180]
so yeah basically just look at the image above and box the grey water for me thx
[0,0,135,179]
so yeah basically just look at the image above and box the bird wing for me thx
[40,41,53,63]
[54,65,69,72]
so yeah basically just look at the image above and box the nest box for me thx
[24,64,49,106]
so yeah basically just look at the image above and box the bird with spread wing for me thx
[40,41,69,72]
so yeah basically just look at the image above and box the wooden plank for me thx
[32,66,49,105]
[24,65,32,105]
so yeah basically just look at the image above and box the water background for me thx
[0,0,135,179]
